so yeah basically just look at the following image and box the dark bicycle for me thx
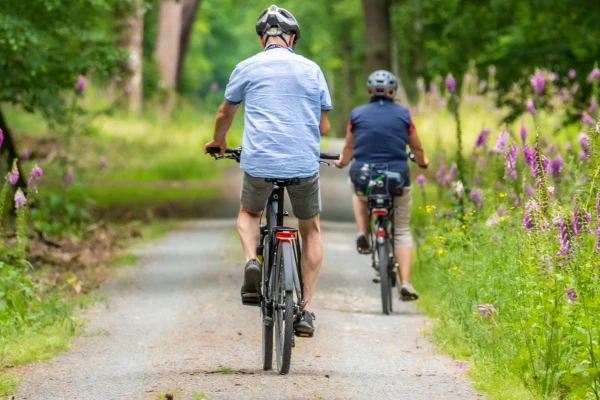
[363,151,421,315]
[207,147,338,375]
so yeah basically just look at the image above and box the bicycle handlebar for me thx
[206,147,340,160]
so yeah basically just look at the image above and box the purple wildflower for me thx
[557,218,570,257]
[550,155,563,178]
[448,163,457,181]
[566,289,576,303]
[504,145,518,181]
[0,128,3,149]
[416,175,426,185]
[565,141,572,151]
[596,192,600,217]
[27,165,43,193]
[523,183,535,198]
[210,82,219,92]
[498,206,506,216]
[474,176,481,186]
[474,129,492,148]
[588,68,600,82]
[29,165,43,178]
[523,145,536,166]
[596,223,600,252]
[99,157,107,169]
[526,99,536,114]
[21,149,30,160]
[520,122,527,144]
[493,129,509,153]
[486,215,500,226]
[76,76,86,95]
[589,99,598,114]
[469,188,483,209]
[435,164,446,186]
[579,132,590,155]
[455,361,467,370]
[477,157,486,169]
[524,200,538,230]
[446,74,456,94]
[531,72,545,94]
[583,113,595,127]
[14,189,26,209]
[568,69,576,79]
[477,304,496,317]
[5,165,19,185]
[65,168,74,185]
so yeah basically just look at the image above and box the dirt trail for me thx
[16,218,476,400]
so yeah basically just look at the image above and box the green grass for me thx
[85,185,220,207]
[0,219,179,397]
[191,391,210,400]
[155,388,183,400]
[217,366,233,374]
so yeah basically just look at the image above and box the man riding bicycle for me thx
[334,70,428,301]
[204,5,332,335]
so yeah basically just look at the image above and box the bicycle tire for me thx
[261,236,273,371]
[274,241,294,375]
[377,240,392,315]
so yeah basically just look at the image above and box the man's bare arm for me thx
[334,125,354,168]
[320,109,330,136]
[204,101,240,155]
[408,126,429,167]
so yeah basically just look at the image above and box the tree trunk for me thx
[412,0,424,75]
[339,34,354,137]
[155,0,183,89]
[114,0,145,113]
[176,0,201,92]
[390,26,410,105]
[361,0,391,73]
[0,108,27,189]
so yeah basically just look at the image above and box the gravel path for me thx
[16,218,477,400]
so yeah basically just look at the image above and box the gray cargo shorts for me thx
[241,172,321,220]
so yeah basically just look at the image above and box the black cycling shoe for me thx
[241,259,261,307]
[356,234,370,254]
[294,310,315,337]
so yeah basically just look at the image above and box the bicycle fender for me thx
[280,241,295,292]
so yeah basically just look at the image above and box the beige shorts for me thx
[241,172,321,220]
[352,182,414,248]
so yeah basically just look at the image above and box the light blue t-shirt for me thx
[224,45,333,178]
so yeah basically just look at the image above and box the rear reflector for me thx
[372,208,388,216]
[376,228,387,237]
[276,231,297,241]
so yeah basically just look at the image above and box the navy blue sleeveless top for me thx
[349,98,412,187]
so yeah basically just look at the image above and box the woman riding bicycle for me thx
[334,70,429,301]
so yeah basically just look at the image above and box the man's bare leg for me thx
[298,215,323,311]
[236,204,261,262]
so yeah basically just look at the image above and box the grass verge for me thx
[0,219,179,398]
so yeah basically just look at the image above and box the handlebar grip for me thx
[320,152,340,160]
[206,147,222,154]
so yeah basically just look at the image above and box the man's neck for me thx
[265,37,289,48]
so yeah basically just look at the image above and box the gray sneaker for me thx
[294,310,315,337]
[241,259,261,306]
[400,281,419,301]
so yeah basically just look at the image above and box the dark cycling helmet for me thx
[256,5,301,45]
[367,70,398,99]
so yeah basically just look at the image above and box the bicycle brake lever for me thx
[319,161,331,167]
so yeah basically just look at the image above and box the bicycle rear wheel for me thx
[274,241,294,375]
[261,236,273,371]
[377,239,392,315]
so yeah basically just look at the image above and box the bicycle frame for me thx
[259,184,304,322]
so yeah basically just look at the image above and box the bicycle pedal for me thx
[357,248,371,255]
[241,292,261,307]
[372,277,380,284]
[294,331,313,338]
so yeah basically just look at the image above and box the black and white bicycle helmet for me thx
[367,70,398,99]
[256,5,301,45]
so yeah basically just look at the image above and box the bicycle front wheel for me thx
[274,241,294,375]
[377,239,392,315]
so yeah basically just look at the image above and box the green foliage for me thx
[0,0,131,121]
[30,184,93,238]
